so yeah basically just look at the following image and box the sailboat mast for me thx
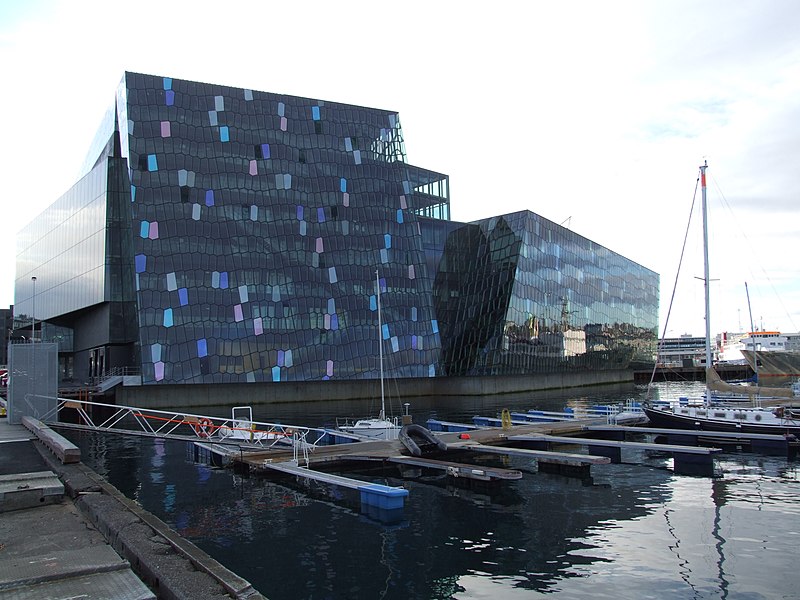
[700,160,713,385]
[377,270,386,421]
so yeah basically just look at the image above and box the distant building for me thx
[14,72,659,387]
[657,335,710,368]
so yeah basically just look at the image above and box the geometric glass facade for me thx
[14,72,658,387]
[430,212,659,375]
[121,73,445,384]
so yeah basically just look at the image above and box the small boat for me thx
[338,270,401,441]
[399,424,448,457]
[644,162,800,434]
[196,405,296,446]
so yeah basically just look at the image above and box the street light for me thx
[31,276,37,344]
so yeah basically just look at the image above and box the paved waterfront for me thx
[0,417,266,599]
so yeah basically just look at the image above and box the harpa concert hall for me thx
[14,72,658,403]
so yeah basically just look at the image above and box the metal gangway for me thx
[23,394,357,456]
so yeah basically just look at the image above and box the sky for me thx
[1,0,798,338]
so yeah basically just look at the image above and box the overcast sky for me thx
[2,0,798,338]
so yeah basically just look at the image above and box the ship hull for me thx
[741,350,800,377]
[644,406,800,435]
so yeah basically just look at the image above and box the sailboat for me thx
[338,270,401,441]
[643,162,800,435]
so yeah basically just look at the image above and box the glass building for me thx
[14,72,658,387]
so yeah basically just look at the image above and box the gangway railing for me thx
[24,394,343,452]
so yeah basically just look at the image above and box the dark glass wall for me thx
[122,73,443,384]
[433,211,658,375]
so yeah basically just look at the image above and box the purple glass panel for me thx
[205,190,215,206]
[249,160,257,176]
[160,121,171,137]
[148,221,159,240]
[220,272,228,289]
[166,90,175,106]
[261,143,270,158]
[155,361,165,381]
[178,288,188,306]
[135,254,146,273]
[254,317,263,335]
[326,360,334,377]
[234,304,243,322]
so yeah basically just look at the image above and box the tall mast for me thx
[377,270,386,421]
[700,160,712,389]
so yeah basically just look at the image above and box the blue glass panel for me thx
[165,90,174,106]
[312,106,320,120]
[384,234,391,249]
[317,207,325,223]
[431,320,439,334]
[163,77,172,90]
[278,102,285,117]
[147,154,158,171]
[396,209,403,224]
[370,295,377,311]
[261,143,270,158]
[163,308,173,327]
[296,205,304,220]
[139,221,149,238]
[205,190,214,206]
[131,185,136,202]
[220,271,228,289]
[178,288,188,306]
[331,314,339,330]
[135,254,146,273]
[220,126,229,142]
[382,324,390,340]
[197,338,208,358]
[272,366,281,382]
[340,178,347,193]
[391,337,399,352]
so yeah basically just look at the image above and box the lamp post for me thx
[31,276,37,344]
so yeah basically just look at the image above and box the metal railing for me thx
[23,394,349,453]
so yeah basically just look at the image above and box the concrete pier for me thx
[0,418,266,599]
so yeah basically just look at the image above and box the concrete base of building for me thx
[116,370,635,410]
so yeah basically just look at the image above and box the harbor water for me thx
[62,381,799,599]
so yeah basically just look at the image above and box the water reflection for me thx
[63,383,800,599]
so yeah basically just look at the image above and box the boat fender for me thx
[459,433,471,440]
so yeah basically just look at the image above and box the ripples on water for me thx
[66,382,800,599]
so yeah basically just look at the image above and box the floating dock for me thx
[584,425,800,458]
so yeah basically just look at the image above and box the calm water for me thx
[63,382,800,599]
